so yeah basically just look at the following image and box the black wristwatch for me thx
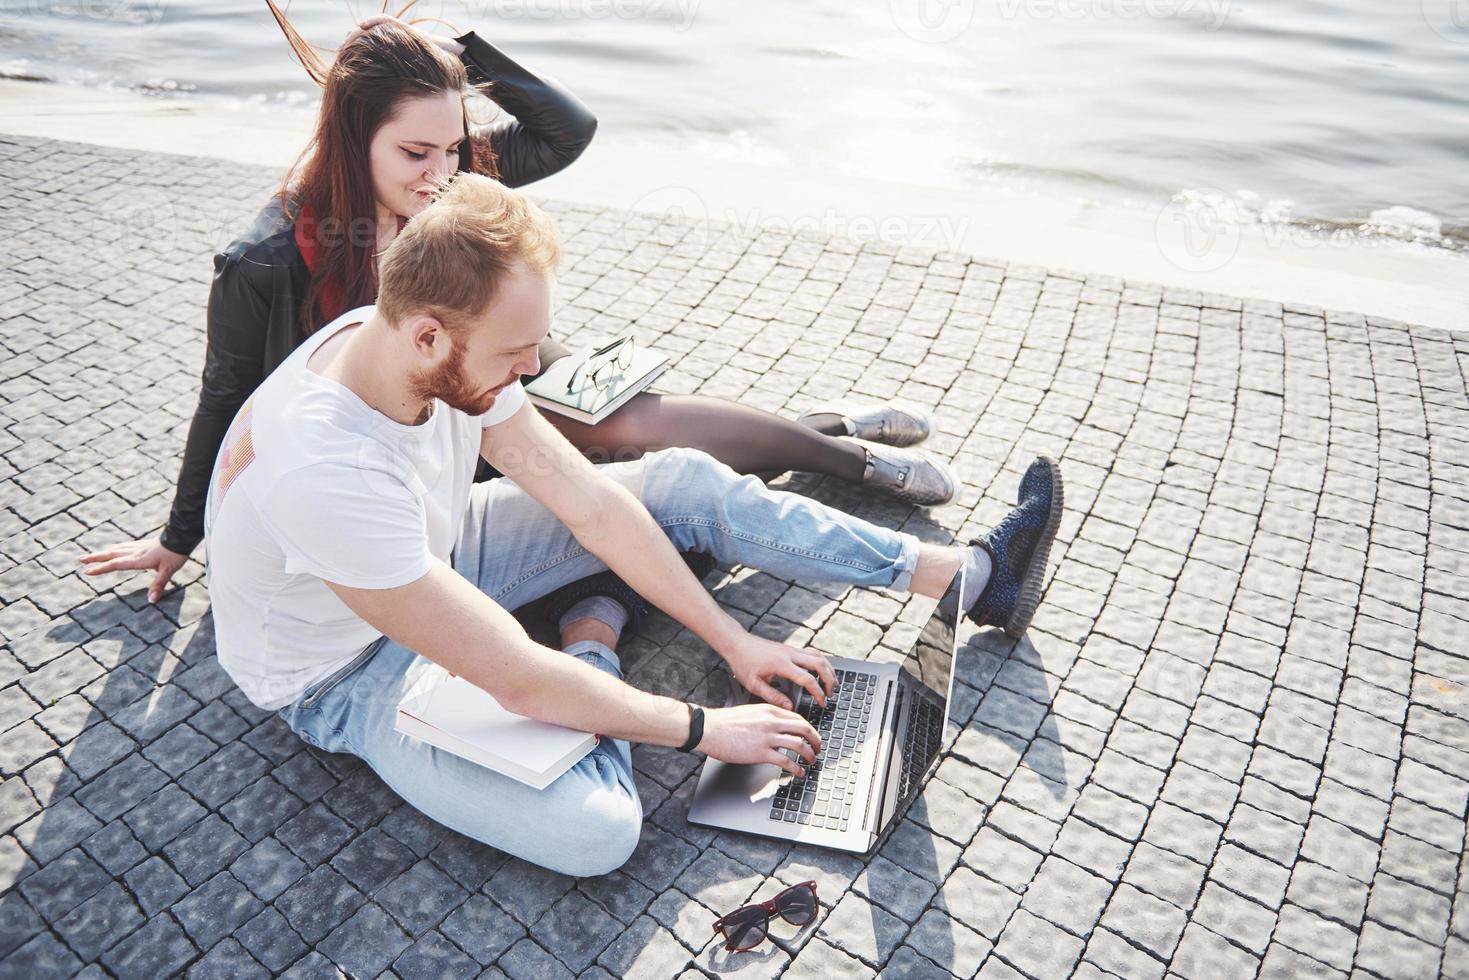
[678,704,705,752]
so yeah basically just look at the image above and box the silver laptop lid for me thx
[872,568,965,835]
[899,568,964,711]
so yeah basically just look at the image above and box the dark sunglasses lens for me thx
[723,907,768,950]
[775,886,817,926]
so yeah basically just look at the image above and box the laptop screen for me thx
[872,569,965,837]
[898,569,963,710]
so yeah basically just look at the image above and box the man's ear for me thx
[406,314,447,359]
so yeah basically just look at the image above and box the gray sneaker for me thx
[798,401,932,447]
[859,442,958,506]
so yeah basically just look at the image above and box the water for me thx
[3,0,1466,250]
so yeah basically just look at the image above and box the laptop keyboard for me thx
[896,693,945,803]
[768,668,877,831]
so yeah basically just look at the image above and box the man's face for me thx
[409,262,550,416]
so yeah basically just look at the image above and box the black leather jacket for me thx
[160,32,593,555]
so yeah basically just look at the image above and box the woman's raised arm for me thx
[455,31,598,188]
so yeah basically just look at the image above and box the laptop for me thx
[688,570,965,854]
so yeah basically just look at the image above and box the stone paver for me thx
[2,131,1467,977]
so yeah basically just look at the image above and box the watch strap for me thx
[678,704,705,752]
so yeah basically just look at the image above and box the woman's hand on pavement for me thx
[79,537,188,603]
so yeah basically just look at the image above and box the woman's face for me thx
[368,89,466,221]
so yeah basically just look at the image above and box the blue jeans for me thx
[276,448,920,877]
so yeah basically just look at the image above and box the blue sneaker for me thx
[966,457,1064,638]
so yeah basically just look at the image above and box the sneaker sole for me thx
[1003,458,1064,638]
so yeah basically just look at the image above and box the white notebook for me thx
[395,666,599,790]
[524,341,669,425]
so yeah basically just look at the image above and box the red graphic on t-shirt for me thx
[214,396,257,517]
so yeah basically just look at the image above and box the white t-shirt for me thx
[203,305,526,710]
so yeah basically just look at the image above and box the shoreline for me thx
[3,77,1465,333]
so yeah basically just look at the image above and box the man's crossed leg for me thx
[278,446,1060,876]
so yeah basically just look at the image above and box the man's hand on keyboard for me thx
[718,632,838,711]
[699,703,822,778]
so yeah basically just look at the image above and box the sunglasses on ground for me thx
[712,880,820,952]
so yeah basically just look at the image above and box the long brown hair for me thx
[265,1,499,332]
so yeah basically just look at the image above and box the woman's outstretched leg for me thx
[553,393,865,479]
[546,392,956,507]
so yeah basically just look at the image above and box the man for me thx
[202,173,1062,877]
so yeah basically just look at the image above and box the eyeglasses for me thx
[711,880,819,952]
[566,335,635,394]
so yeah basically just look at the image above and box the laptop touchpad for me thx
[703,757,787,802]
[717,678,797,801]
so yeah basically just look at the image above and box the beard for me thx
[409,336,503,418]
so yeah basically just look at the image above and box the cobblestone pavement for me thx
[2,131,1467,979]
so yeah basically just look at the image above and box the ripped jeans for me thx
[276,447,920,877]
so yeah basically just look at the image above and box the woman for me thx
[81,5,956,602]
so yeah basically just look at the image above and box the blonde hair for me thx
[378,173,562,332]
